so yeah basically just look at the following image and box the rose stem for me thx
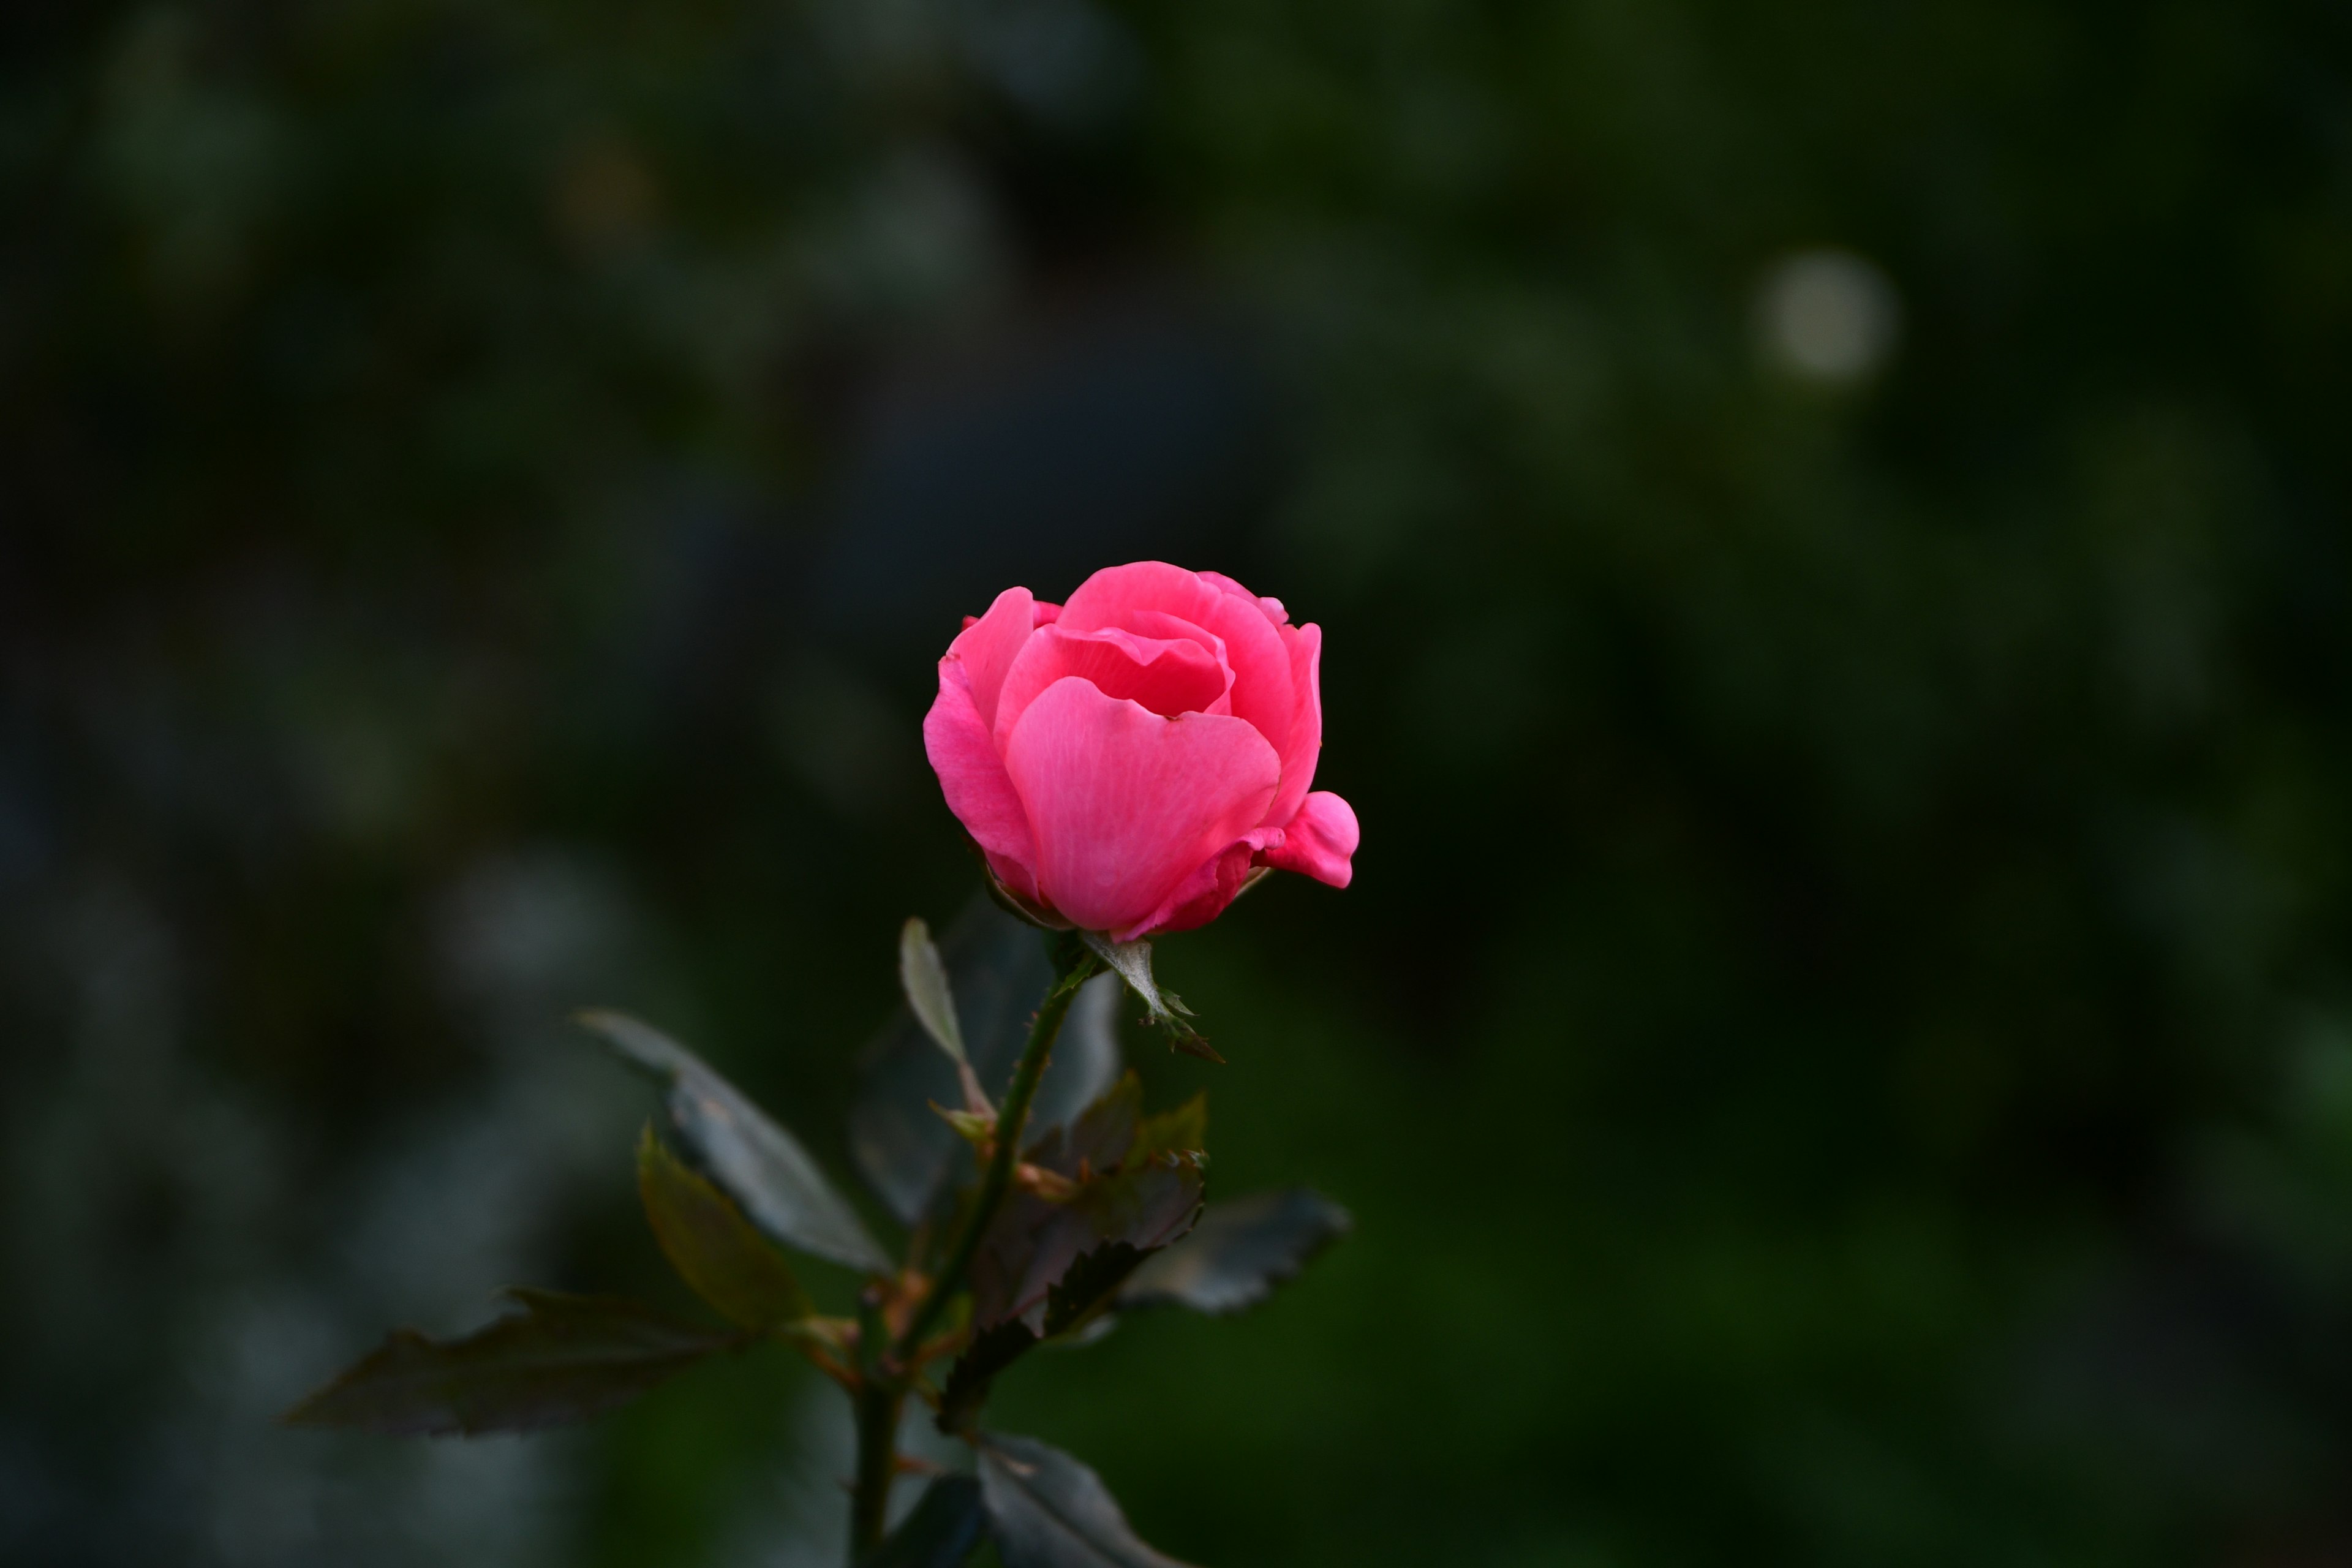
[845,932,1098,1562]
[848,1286,900,1563]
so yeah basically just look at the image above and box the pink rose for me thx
[922,561,1360,941]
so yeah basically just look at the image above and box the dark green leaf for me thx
[637,1125,813,1330]
[1040,1243,1150,1339]
[853,898,1123,1226]
[1027,974,1124,1131]
[938,1242,1152,1434]
[1119,1188,1352,1316]
[970,1155,1204,1329]
[978,1433,1197,1568]
[866,1474,987,1568]
[1077,934,1220,1062]
[1128,1094,1206,1163]
[1052,1071,1142,1176]
[938,1317,1038,1435]
[581,1009,892,1275]
[282,1289,739,1436]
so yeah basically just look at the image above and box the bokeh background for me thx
[10,1,2352,1563]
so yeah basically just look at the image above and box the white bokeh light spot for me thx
[1756,247,1902,385]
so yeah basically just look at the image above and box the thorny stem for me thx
[845,933,1099,1564]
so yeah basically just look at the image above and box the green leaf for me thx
[637,1125,813,1330]
[978,1432,1197,1568]
[580,1009,892,1275]
[1119,1188,1352,1316]
[900,916,968,1065]
[852,899,1124,1227]
[1077,934,1221,1062]
[866,1474,987,1568]
[282,1289,739,1436]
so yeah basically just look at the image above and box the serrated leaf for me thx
[1118,1188,1352,1316]
[938,1317,1038,1434]
[900,917,968,1065]
[866,1474,987,1568]
[1077,935,1220,1062]
[1040,1243,1150,1339]
[978,1433,1197,1568]
[282,1289,738,1436]
[853,899,1125,1226]
[1129,1095,1205,1163]
[970,1155,1204,1330]
[581,1009,891,1275]
[938,1242,1152,1434]
[638,1125,813,1330]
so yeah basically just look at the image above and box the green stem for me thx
[843,935,1096,1564]
[893,935,1097,1363]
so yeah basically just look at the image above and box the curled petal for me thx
[1059,563,1295,779]
[1258,791,1357,889]
[993,625,1232,746]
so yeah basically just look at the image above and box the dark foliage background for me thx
[9,1,2352,1564]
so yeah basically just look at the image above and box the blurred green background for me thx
[9,1,2352,1563]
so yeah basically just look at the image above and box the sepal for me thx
[1079,933,1221,1061]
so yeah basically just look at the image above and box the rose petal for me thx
[1001,677,1280,935]
[947,586,1039,733]
[1265,620,1323,829]
[1199,571,1288,627]
[993,624,1232,747]
[922,659,1042,902]
[1058,563,1296,788]
[1257,790,1357,889]
[1119,840,1261,941]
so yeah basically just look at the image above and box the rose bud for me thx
[922,561,1359,941]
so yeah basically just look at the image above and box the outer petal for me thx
[948,586,1039,733]
[1265,620,1323,829]
[1120,840,1261,941]
[1058,563,1296,783]
[1257,790,1357,889]
[922,659,1042,902]
[1001,677,1280,935]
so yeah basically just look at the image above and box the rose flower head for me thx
[922,562,1359,940]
